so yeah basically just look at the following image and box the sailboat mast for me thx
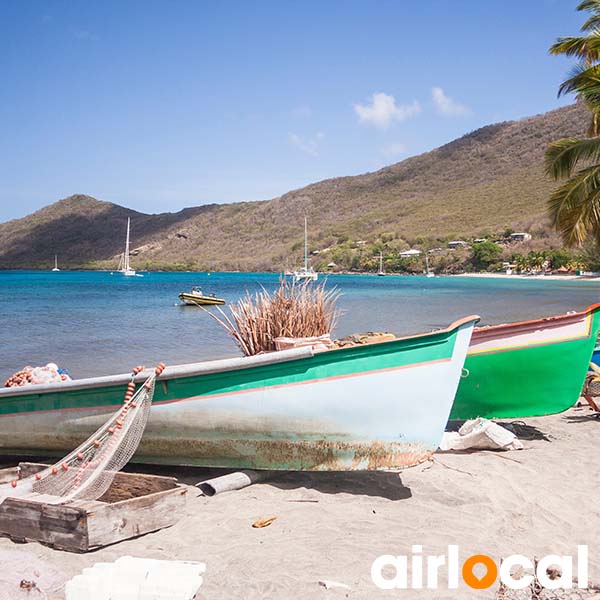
[124,218,131,271]
[379,251,383,273]
[54,255,58,269]
[304,217,308,271]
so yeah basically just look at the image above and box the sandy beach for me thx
[455,272,597,282]
[0,404,598,599]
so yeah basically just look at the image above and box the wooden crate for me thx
[0,462,187,552]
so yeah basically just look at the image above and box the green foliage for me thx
[471,242,502,270]
[546,1,600,245]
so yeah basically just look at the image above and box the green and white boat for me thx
[451,303,600,420]
[0,315,478,471]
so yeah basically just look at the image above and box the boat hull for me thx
[0,317,477,470]
[451,303,600,420]
[179,293,225,306]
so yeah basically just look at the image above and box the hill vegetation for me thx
[0,102,591,273]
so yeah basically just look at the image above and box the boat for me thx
[292,217,318,282]
[179,287,226,306]
[118,218,138,277]
[450,303,600,420]
[377,251,385,276]
[0,315,479,471]
[425,253,434,278]
[51,255,60,272]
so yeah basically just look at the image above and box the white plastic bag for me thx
[440,418,524,451]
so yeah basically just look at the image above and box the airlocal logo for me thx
[371,546,589,590]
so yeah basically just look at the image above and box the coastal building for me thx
[400,249,422,258]
[510,232,532,242]
[448,240,468,249]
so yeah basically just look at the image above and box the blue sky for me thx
[0,0,584,221]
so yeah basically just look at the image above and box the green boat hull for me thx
[451,303,600,420]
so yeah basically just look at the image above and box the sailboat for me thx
[425,253,435,278]
[377,251,385,276]
[119,218,137,277]
[292,217,318,282]
[51,255,60,272]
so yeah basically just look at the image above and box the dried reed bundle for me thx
[199,279,341,356]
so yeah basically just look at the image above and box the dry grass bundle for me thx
[199,279,341,356]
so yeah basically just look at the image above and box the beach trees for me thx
[471,241,502,271]
[546,1,600,246]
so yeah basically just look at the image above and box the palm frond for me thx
[578,0,600,13]
[545,136,600,179]
[557,63,600,97]
[550,35,600,61]
[581,17,600,31]
[547,165,600,246]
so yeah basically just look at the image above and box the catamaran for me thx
[118,218,137,277]
[51,255,60,272]
[292,217,318,282]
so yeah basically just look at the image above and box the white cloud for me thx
[431,87,470,116]
[354,93,421,129]
[381,142,407,159]
[289,132,325,156]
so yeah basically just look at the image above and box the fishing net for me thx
[0,362,165,505]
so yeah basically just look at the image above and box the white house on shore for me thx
[510,232,532,242]
[400,249,422,258]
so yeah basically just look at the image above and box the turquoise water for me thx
[1,270,599,380]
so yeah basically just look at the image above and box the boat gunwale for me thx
[0,314,479,399]
[471,302,600,338]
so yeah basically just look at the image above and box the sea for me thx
[1,270,599,381]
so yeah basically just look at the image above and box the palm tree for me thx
[546,1,600,246]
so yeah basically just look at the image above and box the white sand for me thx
[0,406,599,599]
[456,272,590,281]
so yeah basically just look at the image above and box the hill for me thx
[0,102,589,271]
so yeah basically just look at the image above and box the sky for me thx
[0,0,586,221]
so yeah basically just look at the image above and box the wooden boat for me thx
[451,303,600,420]
[0,315,479,471]
[179,287,225,306]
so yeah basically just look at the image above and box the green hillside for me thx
[0,102,589,272]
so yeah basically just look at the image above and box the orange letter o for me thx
[462,554,498,589]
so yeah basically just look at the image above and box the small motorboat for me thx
[179,287,226,306]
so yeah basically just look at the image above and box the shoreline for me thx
[454,272,597,281]
[2,268,599,281]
